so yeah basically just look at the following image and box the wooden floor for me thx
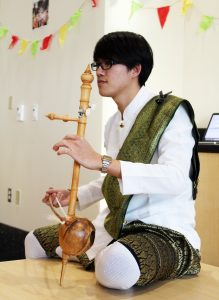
[0,259,219,300]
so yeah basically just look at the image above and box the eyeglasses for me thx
[91,59,119,71]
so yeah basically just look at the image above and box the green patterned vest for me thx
[102,94,200,239]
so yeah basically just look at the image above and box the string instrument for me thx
[46,65,95,285]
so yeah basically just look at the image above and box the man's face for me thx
[95,60,134,99]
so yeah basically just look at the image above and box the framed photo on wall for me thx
[32,0,49,29]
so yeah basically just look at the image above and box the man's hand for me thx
[42,188,70,207]
[53,134,102,171]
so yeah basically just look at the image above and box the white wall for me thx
[0,0,218,231]
[0,0,105,230]
[102,0,185,129]
[102,0,219,127]
[183,0,219,125]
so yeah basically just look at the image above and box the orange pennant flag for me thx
[157,6,170,28]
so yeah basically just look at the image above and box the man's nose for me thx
[96,66,105,75]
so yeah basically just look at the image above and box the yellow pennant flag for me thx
[199,16,214,32]
[59,24,69,47]
[18,39,28,55]
[129,0,144,20]
[181,0,193,16]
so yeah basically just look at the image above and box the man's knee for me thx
[95,241,140,290]
[24,231,47,259]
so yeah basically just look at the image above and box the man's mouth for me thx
[97,80,107,86]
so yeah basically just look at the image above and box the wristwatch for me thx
[101,155,112,173]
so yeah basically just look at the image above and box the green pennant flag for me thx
[0,27,8,39]
[129,0,143,20]
[199,15,214,32]
[69,9,82,29]
[31,40,39,56]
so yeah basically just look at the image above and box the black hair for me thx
[93,31,153,87]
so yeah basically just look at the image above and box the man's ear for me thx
[131,64,141,78]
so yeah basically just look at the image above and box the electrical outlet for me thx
[8,96,13,110]
[16,104,25,122]
[15,190,21,205]
[7,188,12,203]
[32,104,39,121]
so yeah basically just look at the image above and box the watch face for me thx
[101,155,112,173]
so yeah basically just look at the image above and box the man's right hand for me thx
[42,187,70,207]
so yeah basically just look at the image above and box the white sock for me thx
[55,246,79,262]
[95,241,140,290]
[55,245,62,258]
[25,231,80,262]
[25,231,47,259]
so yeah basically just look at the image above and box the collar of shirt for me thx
[122,86,155,123]
[105,87,155,157]
[117,86,155,129]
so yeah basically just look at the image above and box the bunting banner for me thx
[129,0,143,20]
[157,6,170,28]
[0,0,218,57]
[0,27,8,39]
[199,15,214,32]
[91,0,97,7]
[18,39,29,55]
[31,40,39,56]
[59,24,69,47]
[0,0,94,56]
[8,35,19,49]
[69,9,82,29]
[181,0,193,16]
[129,0,219,32]
[40,34,53,50]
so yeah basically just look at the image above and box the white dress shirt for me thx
[77,86,201,260]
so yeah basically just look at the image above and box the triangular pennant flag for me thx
[40,34,53,50]
[199,15,214,32]
[157,6,170,28]
[181,0,193,16]
[0,27,8,39]
[8,35,19,49]
[59,24,69,47]
[129,0,144,20]
[31,40,39,56]
[18,39,28,55]
[69,9,82,29]
[91,0,97,7]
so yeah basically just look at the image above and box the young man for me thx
[25,31,201,290]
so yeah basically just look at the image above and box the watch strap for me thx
[101,155,112,173]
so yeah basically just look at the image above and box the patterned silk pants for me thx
[33,220,201,287]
